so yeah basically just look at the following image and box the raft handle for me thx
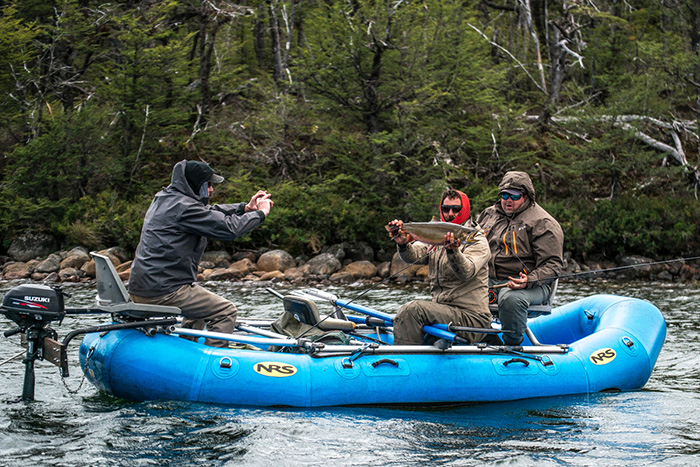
[622,336,634,348]
[219,357,233,369]
[503,358,529,367]
[371,358,399,368]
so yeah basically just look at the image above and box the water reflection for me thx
[0,278,699,466]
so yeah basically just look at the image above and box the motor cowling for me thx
[0,284,66,328]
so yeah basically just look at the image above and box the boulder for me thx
[329,271,355,283]
[679,264,699,281]
[104,246,131,263]
[43,272,60,283]
[283,267,305,281]
[231,251,257,263]
[657,270,673,281]
[8,231,57,262]
[257,250,296,272]
[115,261,132,273]
[415,265,430,278]
[199,261,216,270]
[229,258,257,277]
[208,268,237,281]
[259,270,285,281]
[302,253,342,276]
[342,241,375,262]
[323,244,346,261]
[31,272,49,281]
[202,250,232,268]
[389,252,422,280]
[3,262,31,280]
[60,247,91,270]
[81,249,122,278]
[376,261,391,278]
[59,267,82,282]
[36,253,62,273]
[339,260,378,279]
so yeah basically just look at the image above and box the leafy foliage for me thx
[0,0,698,261]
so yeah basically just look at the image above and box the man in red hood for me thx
[386,189,491,345]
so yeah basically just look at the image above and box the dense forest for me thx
[1,0,699,262]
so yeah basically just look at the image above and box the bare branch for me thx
[519,0,548,91]
[467,23,546,94]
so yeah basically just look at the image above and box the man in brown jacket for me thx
[387,189,492,345]
[477,171,564,345]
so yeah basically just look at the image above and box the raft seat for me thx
[488,280,558,346]
[91,252,182,319]
[283,295,355,331]
[488,279,558,318]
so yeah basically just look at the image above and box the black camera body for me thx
[0,284,66,329]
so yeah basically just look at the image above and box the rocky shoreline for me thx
[1,238,699,286]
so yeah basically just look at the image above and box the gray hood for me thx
[170,160,201,201]
[498,171,536,201]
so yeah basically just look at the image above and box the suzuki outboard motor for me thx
[1,284,67,401]
[1,284,66,328]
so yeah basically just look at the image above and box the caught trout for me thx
[386,221,481,246]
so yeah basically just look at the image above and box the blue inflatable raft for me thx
[79,291,666,407]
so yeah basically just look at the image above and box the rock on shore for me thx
[1,243,699,286]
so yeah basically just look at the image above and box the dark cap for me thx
[185,160,224,193]
[500,188,522,196]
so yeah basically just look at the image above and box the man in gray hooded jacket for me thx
[129,159,272,347]
[477,171,564,345]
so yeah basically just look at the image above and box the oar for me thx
[422,325,469,344]
[174,327,312,349]
[236,324,290,340]
[301,289,394,326]
[430,323,503,334]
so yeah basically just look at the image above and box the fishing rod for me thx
[506,255,700,288]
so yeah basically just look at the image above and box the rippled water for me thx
[1,279,698,466]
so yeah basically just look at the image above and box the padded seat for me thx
[489,279,558,318]
[91,252,181,319]
[488,279,558,346]
[283,295,354,331]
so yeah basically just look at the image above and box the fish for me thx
[387,221,481,246]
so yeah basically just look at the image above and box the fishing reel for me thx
[488,288,497,304]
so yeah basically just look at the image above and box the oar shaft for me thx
[334,298,394,323]
[422,325,469,344]
[175,327,301,347]
[302,288,395,323]
[346,315,392,327]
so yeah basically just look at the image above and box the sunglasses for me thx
[441,204,462,214]
[500,193,522,201]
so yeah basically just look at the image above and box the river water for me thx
[0,278,698,466]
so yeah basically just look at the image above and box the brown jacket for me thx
[476,171,564,287]
[398,219,491,316]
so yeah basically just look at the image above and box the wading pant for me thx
[492,282,550,345]
[393,300,492,345]
[131,283,237,348]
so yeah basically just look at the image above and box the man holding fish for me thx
[386,189,492,345]
[477,171,564,345]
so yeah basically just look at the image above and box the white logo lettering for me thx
[24,296,51,303]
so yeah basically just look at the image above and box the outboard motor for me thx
[1,284,68,401]
[1,284,66,328]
